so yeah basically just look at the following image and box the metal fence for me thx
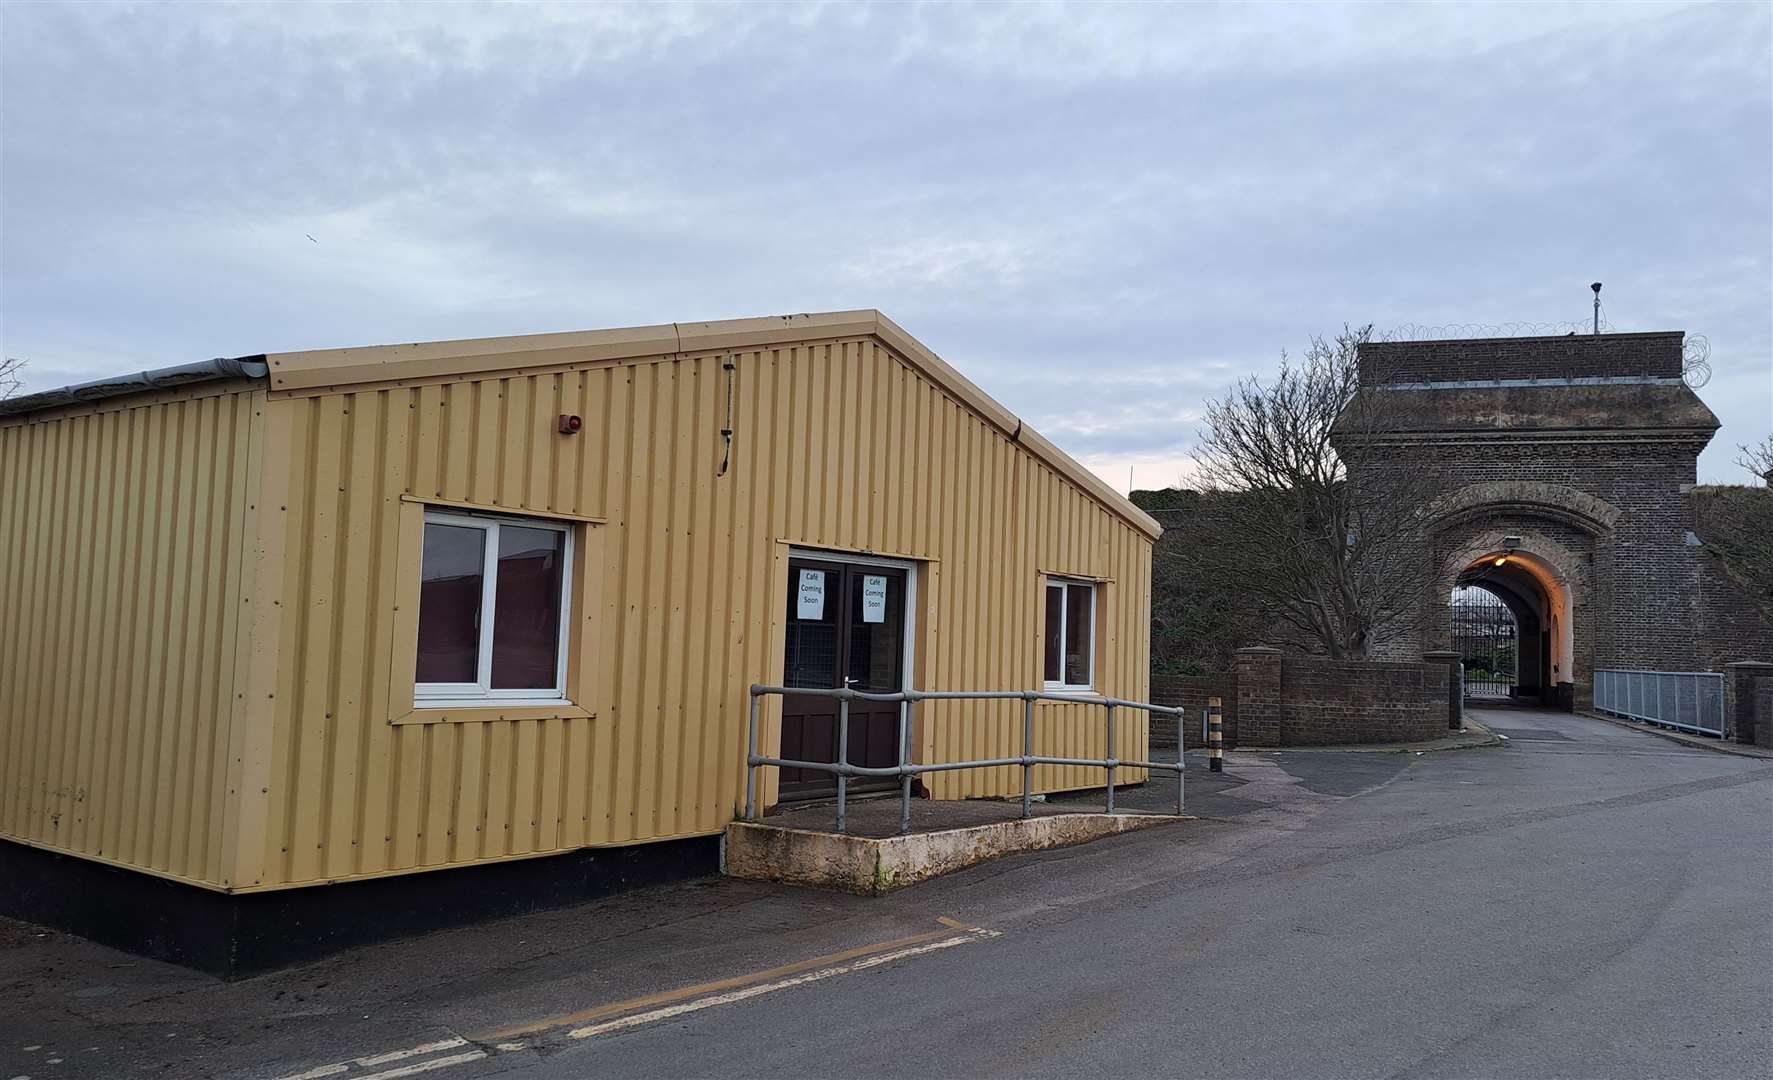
[1592,669,1727,738]
[745,685,1187,835]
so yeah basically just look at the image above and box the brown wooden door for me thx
[779,557,908,800]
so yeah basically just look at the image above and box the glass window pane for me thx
[490,525,566,690]
[847,572,903,692]
[1044,585,1063,683]
[1064,583,1093,686]
[785,567,839,688]
[417,523,485,684]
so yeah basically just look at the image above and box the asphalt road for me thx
[4,706,1769,1079]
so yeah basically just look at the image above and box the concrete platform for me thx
[723,800,1189,895]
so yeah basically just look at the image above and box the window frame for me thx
[413,509,575,709]
[1042,576,1097,693]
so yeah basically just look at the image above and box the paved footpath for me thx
[3,706,1769,1079]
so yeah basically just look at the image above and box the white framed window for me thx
[414,510,573,708]
[1043,577,1096,691]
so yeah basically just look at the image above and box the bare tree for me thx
[1166,327,1443,659]
[0,356,23,401]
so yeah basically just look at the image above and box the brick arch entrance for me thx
[1336,331,1721,712]
[1446,542,1579,707]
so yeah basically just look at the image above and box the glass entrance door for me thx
[779,557,908,799]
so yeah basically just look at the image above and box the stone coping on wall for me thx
[1157,651,1475,750]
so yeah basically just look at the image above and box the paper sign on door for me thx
[796,569,826,620]
[861,574,888,624]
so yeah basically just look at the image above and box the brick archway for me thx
[1431,481,1621,535]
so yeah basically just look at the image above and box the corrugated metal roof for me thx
[0,356,269,417]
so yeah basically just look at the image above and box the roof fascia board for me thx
[264,311,886,393]
[266,323,682,392]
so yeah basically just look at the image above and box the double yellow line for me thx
[470,916,991,1046]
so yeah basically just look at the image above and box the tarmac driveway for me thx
[3,706,1768,1079]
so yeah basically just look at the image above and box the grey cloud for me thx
[2,1,1767,482]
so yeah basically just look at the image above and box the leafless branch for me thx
[0,356,23,401]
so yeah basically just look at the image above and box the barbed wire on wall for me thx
[1682,334,1712,388]
[1373,320,1614,342]
[1373,322,1714,389]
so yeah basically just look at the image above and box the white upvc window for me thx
[414,510,573,708]
[1043,577,1097,692]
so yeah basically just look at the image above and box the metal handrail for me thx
[744,684,1188,834]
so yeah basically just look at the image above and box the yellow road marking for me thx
[469,917,988,1043]
[564,932,993,1041]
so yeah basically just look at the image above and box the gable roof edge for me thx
[260,309,1159,540]
[870,312,1161,540]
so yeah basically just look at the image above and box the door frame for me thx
[787,546,919,701]
[754,542,932,813]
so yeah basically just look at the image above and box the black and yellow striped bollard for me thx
[1207,696,1224,774]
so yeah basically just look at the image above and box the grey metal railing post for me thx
[898,696,912,835]
[1105,703,1117,814]
[836,691,850,834]
[745,688,760,821]
[741,685,1188,824]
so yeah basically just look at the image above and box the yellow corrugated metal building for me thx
[0,310,1159,966]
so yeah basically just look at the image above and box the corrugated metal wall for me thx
[244,335,1152,889]
[0,387,261,888]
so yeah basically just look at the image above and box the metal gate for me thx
[1451,587,1516,698]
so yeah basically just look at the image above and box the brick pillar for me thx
[1723,662,1773,744]
[1236,647,1284,747]
[1423,650,1463,729]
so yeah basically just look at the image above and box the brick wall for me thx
[1231,647,1449,747]
[1756,680,1773,751]
[1274,656,1449,746]
[1696,555,1773,677]
[1236,648,1284,746]
[1359,332,1684,385]
[1148,674,1239,748]
[1724,663,1773,746]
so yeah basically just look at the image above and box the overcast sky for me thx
[3,2,1769,485]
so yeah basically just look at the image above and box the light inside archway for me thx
[1460,548,1575,685]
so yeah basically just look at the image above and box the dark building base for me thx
[0,835,719,978]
